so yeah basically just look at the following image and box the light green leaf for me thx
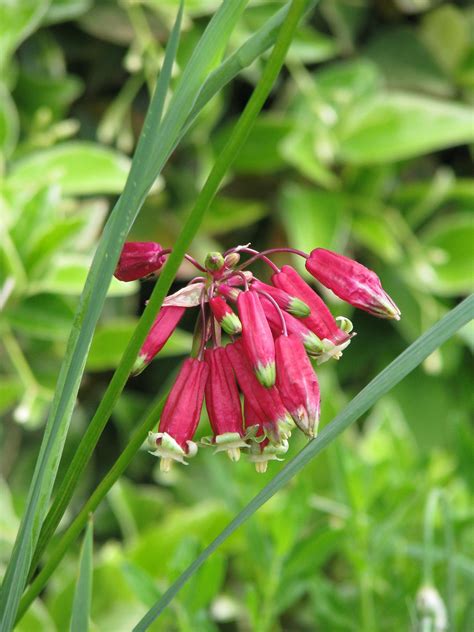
[0,0,49,62]
[364,27,451,96]
[86,319,192,371]
[0,378,23,416]
[6,294,74,341]
[420,213,474,296]
[420,4,471,74]
[44,0,92,24]
[28,255,138,296]
[69,519,93,632]
[339,92,474,164]
[0,85,19,157]
[351,213,403,263]
[9,142,131,195]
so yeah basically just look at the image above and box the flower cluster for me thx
[115,242,400,473]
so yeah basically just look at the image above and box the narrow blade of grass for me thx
[132,295,473,630]
[28,0,184,579]
[69,518,94,632]
[16,0,310,620]
[0,2,248,629]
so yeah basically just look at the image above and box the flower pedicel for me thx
[115,242,400,473]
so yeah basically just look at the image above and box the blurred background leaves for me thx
[1,0,473,630]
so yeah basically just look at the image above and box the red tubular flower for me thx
[203,347,248,461]
[273,265,351,361]
[306,248,401,320]
[275,335,320,437]
[226,341,293,444]
[148,358,209,471]
[115,242,166,282]
[259,295,324,356]
[133,306,186,375]
[237,290,276,387]
[251,279,310,318]
[209,296,242,335]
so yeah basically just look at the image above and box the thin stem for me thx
[2,329,38,391]
[230,246,280,273]
[423,489,455,629]
[253,288,287,336]
[238,247,308,272]
[184,254,206,272]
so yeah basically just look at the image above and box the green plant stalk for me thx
[18,0,309,618]
[422,489,455,629]
[17,394,166,622]
[132,295,473,630]
[28,0,314,583]
[69,518,93,632]
[0,2,248,628]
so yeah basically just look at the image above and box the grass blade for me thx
[0,2,248,629]
[132,295,473,630]
[16,0,309,620]
[69,518,94,632]
[28,0,184,579]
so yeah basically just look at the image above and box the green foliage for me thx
[1,0,473,631]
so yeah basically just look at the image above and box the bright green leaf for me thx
[9,142,131,195]
[340,92,474,164]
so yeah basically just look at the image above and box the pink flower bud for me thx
[275,335,320,437]
[148,358,209,471]
[251,279,310,318]
[133,306,186,375]
[203,347,247,461]
[259,295,324,356]
[273,265,351,361]
[237,290,276,387]
[306,248,401,320]
[114,242,166,282]
[209,296,242,335]
[226,341,293,444]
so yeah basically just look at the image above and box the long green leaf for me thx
[28,0,184,579]
[0,2,248,629]
[28,0,315,586]
[132,295,473,630]
[69,519,94,632]
[16,0,310,620]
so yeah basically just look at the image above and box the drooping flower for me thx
[251,279,310,317]
[275,334,320,437]
[148,358,209,471]
[114,239,400,473]
[226,340,293,444]
[133,306,186,375]
[114,241,166,282]
[202,347,248,461]
[209,296,242,335]
[237,290,276,387]
[273,265,351,360]
[306,248,401,320]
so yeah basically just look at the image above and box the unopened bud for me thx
[287,297,311,318]
[205,251,225,272]
[210,296,242,335]
[224,252,240,268]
